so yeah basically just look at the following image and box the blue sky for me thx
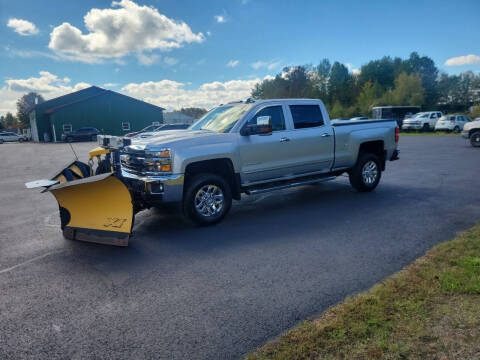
[1,0,479,115]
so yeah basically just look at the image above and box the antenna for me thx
[68,142,79,160]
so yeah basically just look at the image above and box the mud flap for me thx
[48,173,134,246]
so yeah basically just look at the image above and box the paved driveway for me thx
[1,136,479,359]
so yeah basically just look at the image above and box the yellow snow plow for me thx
[26,136,136,246]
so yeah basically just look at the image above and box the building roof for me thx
[30,86,165,114]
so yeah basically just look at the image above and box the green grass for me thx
[247,224,480,360]
[399,131,459,136]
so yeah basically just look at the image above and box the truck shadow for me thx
[62,178,445,279]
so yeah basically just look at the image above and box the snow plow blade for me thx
[48,172,134,247]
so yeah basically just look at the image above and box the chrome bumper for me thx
[401,124,421,130]
[121,169,184,202]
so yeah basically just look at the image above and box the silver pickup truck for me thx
[121,99,399,225]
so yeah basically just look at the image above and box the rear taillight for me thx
[395,127,399,142]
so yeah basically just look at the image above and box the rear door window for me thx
[289,105,324,129]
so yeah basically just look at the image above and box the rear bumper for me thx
[390,149,400,161]
[121,169,184,202]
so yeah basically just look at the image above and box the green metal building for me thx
[28,86,164,142]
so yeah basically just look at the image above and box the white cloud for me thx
[227,60,239,68]
[251,60,281,70]
[7,18,39,36]
[48,0,205,63]
[104,83,119,87]
[215,15,227,23]
[137,53,159,66]
[445,54,480,66]
[164,56,178,66]
[0,71,90,115]
[345,63,361,75]
[121,77,268,110]
[4,46,61,61]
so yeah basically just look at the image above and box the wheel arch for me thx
[184,158,241,200]
[358,140,386,170]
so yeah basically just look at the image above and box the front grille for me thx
[123,147,146,156]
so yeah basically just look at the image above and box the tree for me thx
[405,52,438,106]
[327,62,356,106]
[252,66,313,99]
[358,56,396,90]
[390,72,425,106]
[311,58,331,101]
[356,81,383,116]
[3,112,18,128]
[471,105,480,119]
[177,107,207,119]
[0,116,5,129]
[16,92,44,127]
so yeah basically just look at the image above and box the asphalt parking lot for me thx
[1,136,480,360]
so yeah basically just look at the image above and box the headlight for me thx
[146,159,172,172]
[145,148,171,158]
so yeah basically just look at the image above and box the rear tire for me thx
[91,135,97,142]
[471,131,480,147]
[349,153,382,192]
[182,173,232,226]
[422,123,430,132]
[66,137,73,143]
[18,138,24,143]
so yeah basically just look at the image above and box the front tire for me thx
[453,126,461,133]
[183,173,232,226]
[471,131,480,147]
[349,153,382,192]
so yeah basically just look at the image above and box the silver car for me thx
[434,115,471,133]
[0,131,27,144]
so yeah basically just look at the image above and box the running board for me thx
[244,176,336,195]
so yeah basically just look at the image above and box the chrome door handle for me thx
[280,137,290,142]
[321,133,331,137]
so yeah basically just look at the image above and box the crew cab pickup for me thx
[121,99,400,225]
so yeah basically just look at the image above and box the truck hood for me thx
[129,129,228,151]
[464,120,480,131]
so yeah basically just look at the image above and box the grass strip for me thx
[247,224,480,359]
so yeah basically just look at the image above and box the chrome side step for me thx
[244,176,336,195]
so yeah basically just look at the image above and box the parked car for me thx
[61,127,100,142]
[401,111,443,131]
[461,118,480,147]
[124,124,162,138]
[0,131,27,143]
[133,123,190,139]
[434,115,471,133]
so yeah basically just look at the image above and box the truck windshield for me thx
[190,104,252,133]
[414,112,429,118]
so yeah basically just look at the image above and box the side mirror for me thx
[241,116,273,136]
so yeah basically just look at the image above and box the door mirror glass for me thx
[256,116,271,126]
[241,116,273,136]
